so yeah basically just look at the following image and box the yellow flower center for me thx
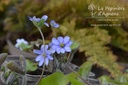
[42,53,46,57]
[60,43,64,47]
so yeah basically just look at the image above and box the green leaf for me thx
[37,19,45,27]
[66,73,85,85]
[26,59,38,72]
[114,76,128,84]
[32,19,45,28]
[99,76,113,85]
[70,42,79,50]
[38,72,69,85]
[32,21,38,28]
[78,61,93,79]
[99,75,128,85]
[19,43,32,51]
[65,62,93,85]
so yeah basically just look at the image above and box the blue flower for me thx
[50,20,59,28]
[49,42,56,54]
[29,16,40,22]
[33,45,53,66]
[15,38,28,50]
[50,36,73,54]
[29,15,49,27]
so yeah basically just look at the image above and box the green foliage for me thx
[0,0,128,84]
[19,43,32,51]
[70,42,79,50]
[110,27,128,51]
[66,61,93,85]
[99,75,128,85]
[39,61,93,85]
[38,72,69,85]
[67,73,85,85]
[32,19,45,28]
[26,59,38,72]
[78,61,92,78]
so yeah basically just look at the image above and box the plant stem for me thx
[37,27,45,45]
[36,27,46,85]
[65,63,91,85]
[36,63,45,85]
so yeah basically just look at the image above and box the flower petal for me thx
[33,49,42,54]
[49,49,55,54]
[45,58,49,65]
[50,20,55,26]
[54,24,59,28]
[41,45,48,52]
[39,58,44,66]
[44,22,49,27]
[52,38,60,45]
[16,39,21,43]
[58,37,63,43]
[56,47,61,54]
[64,36,70,44]
[49,42,53,47]
[35,55,42,62]
[60,48,65,53]
[35,18,41,22]
[29,16,41,22]
[50,20,59,28]
[28,16,32,21]
[51,45,59,50]
[64,47,71,52]
[41,15,48,21]
[29,16,36,21]
[16,38,28,44]
[47,55,53,60]
[65,41,73,47]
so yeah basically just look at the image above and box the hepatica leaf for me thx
[19,43,32,51]
[37,19,45,27]
[70,42,79,50]
[38,72,69,85]
[78,61,93,79]
[26,59,38,72]
[66,73,85,85]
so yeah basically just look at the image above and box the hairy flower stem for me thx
[37,27,45,46]
[36,62,45,85]
[65,63,91,85]
[36,27,46,85]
